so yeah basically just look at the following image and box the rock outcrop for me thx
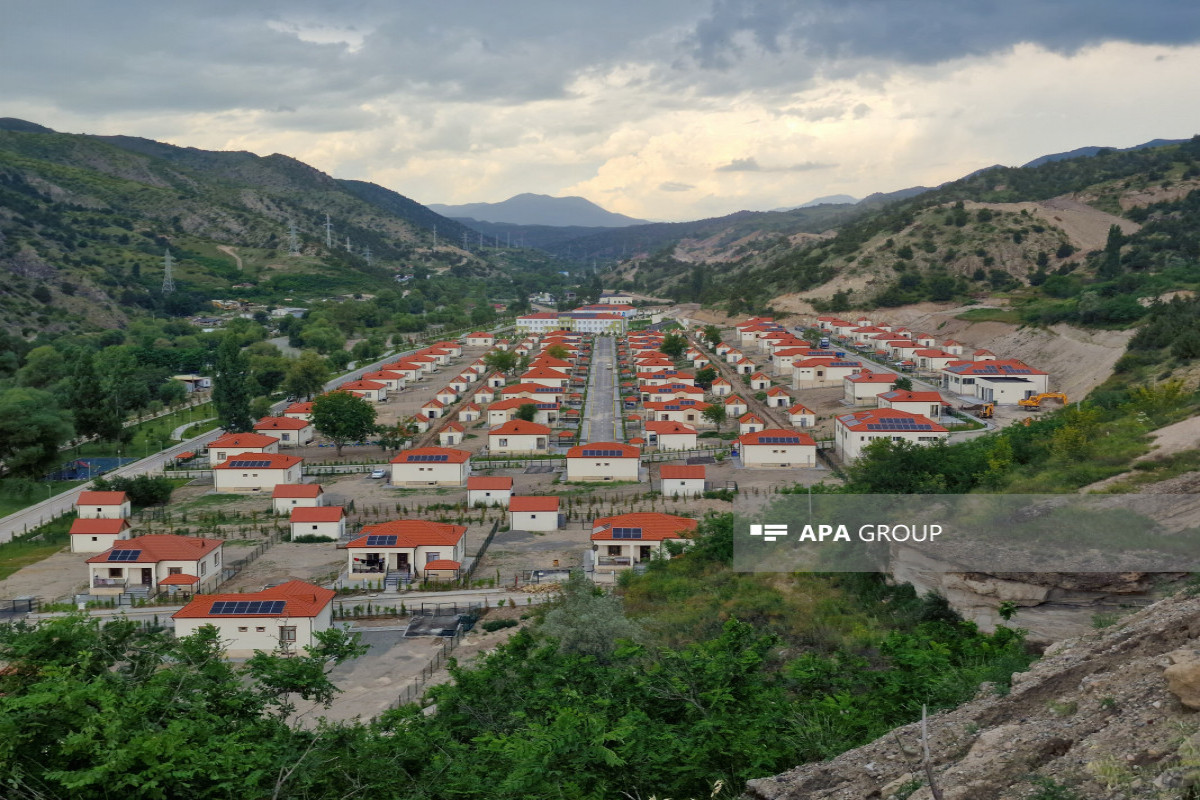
[743,591,1200,799]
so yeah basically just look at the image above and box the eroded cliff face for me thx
[890,544,1186,643]
[742,591,1200,800]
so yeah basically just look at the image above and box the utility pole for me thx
[325,214,333,247]
[363,245,372,267]
[462,232,469,251]
[161,248,175,294]
[287,219,300,256]
[432,225,437,248]
[345,236,352,252]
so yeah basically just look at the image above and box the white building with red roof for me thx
[213,453,303,493]
[421,399,445,419]
[172,580,336,656]
[70,518,132,553]
[843,371,898,406]
[208,432,279,464]
[765,386,793,408]
[289,506,345,540]
[793,357,864,387]
[566,441,641,482]
[590,512,698,572]
[459,402,482,423]
[878,390,946,420]
[788,404,817,429]
[645,420,698,450]
[438,420,465,447]
[940,359,1050,403]
[272,484,324,514]
[283,401,314,420]
[75,490,131,520]
[643,399,712,426]
[345,520,467,583]
[749,372,772,391]
[736,429,817,468]
[913,349,959,371]
[467,476,513,507]
[360,370,408,392]
[465,332,495,347]
[509,496,561,531]
[659,465,706,498]
[835,408,949,463]
[88,535,224,597]
[723,395,748,417]
[738,412,766,435]
[709,377,733,396]
[488,419,552,454]
[487,397,559,426]
[390,447,471,486]
[253,416,315,447]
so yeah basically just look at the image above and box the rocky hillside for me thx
[744,589,1200,799]
[0,120,511,336]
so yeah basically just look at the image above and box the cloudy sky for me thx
[4,1,1200,221]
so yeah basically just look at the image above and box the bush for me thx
[291,534,336,543]
[481,619,519,632]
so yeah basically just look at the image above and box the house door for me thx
[397,553,410,572]
[639,546,653,561]
[140,568,153,585]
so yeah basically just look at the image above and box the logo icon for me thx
[750,523,788,542]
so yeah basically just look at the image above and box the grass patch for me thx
[0,479,89,518]
[0,515,73,582]
[954,307,1022,324]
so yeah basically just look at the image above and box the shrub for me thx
[481,619,519,633]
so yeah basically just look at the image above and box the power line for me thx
[161,248,175,294]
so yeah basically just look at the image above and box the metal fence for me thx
[390,627,466,709]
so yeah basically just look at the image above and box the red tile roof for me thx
[591,512,698,542]
[566,442,640,458]
[509,496,560,512]
[835,408,948,432]
[254,417,311,431]
[645,420,698,435]
[347,520,466,548]
[173,580,335,619]
[76,491,128,506]
[272,484,322,498]
[423,560,461,571]
[660,465,705,480]
[738,429,817,446]
[489,419,552,436]
[290,507,344,522]
[208,432,278,449]
[70,518,131,535]
[391,447,471,464]
[467,476,513,490]
[879,390,944,403]
[159,573,199,586]
[213,453,303,470]
[86,535,222,564]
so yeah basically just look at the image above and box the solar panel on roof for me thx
[612,527,643,539]
[408,454,449,462]
[208,600,287,615]
[234,459,272,468]
[107,549,141,562]
[365,534,398,546]
[582,448,624,457]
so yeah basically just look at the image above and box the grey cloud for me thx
[716,157,834,172]
[658,181,695,191]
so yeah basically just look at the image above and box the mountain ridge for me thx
[429,192,650,227]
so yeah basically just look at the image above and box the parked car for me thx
[369,468,387,479]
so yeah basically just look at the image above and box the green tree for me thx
[0,388,74,477]
[703,325,723,349]
[545,344,571,360]
[540,571,640,661]
[514,402,538,422]
[282,351,331,400]
[659,332,687,360]
[16,345,65,390]
[702,403,727,431]
[695,366,718,388]
[377,418,419,453]
[212,335,253,432]
[67,350,122,442]
[311,391,377,456]
[484,349,519,374]
[891,376,913,391]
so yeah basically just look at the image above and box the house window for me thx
[200,562,207,575]
[169,567,182,575]
[91,536,98,542]
[238,626,248,632]
[607,546,621,556]
[499,438,508,446]
[214,551,220,566]
[256,627,266,633]
[425,552,441,563]
[282,433,291,441]
[280,626,297,642]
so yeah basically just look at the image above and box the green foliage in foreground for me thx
[0,517,1032,800]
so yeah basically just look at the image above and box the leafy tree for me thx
[282,350,331,400]
[702,325,723,349]
[212,335,253,432]
[67,350,122,442]
[484,349,519,374]
[701,403,727,431]
[0,388,74,477]
[545,344,571,360]
[514,402,538,422]
[694,366,718,388]
[659,332,687,359]
[891,376,913,391]
[377,418,419,453]
[540,571,640,661]
[15,345,65,389]
[311,391,377,456]
[250,396,274,420]
[90,474,175,506]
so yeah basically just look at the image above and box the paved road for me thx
[580,336,621,443]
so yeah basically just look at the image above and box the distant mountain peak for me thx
[428,194,649,228]
[0,118,56,134]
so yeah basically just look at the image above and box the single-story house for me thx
[509,495,561,531]
[438,421,465,447]
[723,395,748,417]
[736,429,817,468]
[765,386,792,408]
[788,404,817,429]
[340,380,388,403]
[877,390,946,420]
[843,371,897,406]
[289,506,345,540]
[459,402,482,423]
[645,420,699,450]
[749,372,772,391]
[566,442,640,482]
[591,512,698,572]
[70,517,132,553]
[421,399,445,419]
[213,453,303,493]
[465,332,496,347]
[253,417,315,447]
[659,465,706,498]
[709,377,733,396]
[738,413,766,435]
[272,484,325,514]
[488,420,551,454]
[390,447,471,487]
[75,490,131,520]
[208,432,279,465]
[172,580,336,657]
[467,476,513,507]
[940,360,1050,403]
[345,520,467,583]
[88,535,224,597]
[834,408,949,463]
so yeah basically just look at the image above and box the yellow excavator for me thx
[1018,392,1068,410]
[959,402,994,418]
